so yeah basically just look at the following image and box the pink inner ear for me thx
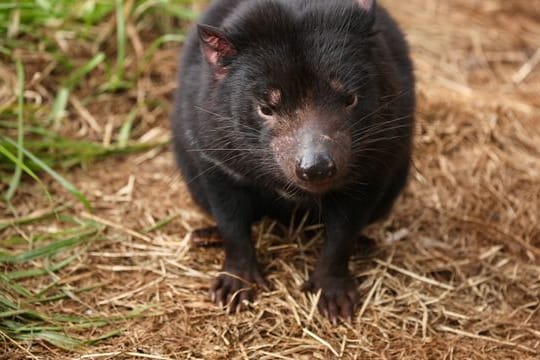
[202,44,220,67]
[205,36,235,58]
[356,0,374,11]
[199,25,236,68]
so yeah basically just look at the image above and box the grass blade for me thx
[5,254,79,280]
[65,53,106,89]
[0,143,43,185]
[18,331,82,350]
[138,33,185,74]
[102,0,129,90]
[0,203,70,231]
[0,274,33,298]
[5,60,24,202]
[48,53,105,126]
[2,137,91,210]
[0,227,99,264]
[115,0,126,84]
[117,107,137,147]
[47,87,69,127]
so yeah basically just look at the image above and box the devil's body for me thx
[171,0,415,322]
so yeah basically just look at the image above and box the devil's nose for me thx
[295,152,336,182]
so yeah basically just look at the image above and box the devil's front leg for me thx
[303,196,374,324]
[203,175,266,313]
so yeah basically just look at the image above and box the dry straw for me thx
[1,0,539,358]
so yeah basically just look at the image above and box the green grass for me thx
[0,214,110,350]
[0,0,193,204]
[0,0,198,351]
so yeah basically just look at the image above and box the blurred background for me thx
[1,0,539,358]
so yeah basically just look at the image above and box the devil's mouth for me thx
[293,178,339,194]
[274,167,345,196]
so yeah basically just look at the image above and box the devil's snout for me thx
[270,113,352,193]
[295,152,336,182]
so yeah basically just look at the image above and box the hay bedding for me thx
[2,0,540,358]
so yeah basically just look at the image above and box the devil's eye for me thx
[258,105,274,117]
[345,94,358,108]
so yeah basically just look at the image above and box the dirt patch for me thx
[2,0,540,358]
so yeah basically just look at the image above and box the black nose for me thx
[295,153,336,182]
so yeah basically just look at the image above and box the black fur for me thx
[171,0,415,322]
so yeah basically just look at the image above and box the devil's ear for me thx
[355,0,376,28]
[355,0,375,12]
[197,24,237,76]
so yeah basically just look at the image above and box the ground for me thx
[1,0,539,359]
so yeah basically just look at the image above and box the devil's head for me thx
[196,0,400,195]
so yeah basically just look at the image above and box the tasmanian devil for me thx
[171,0,415,323]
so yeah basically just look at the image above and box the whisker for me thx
[193,106,232,120]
